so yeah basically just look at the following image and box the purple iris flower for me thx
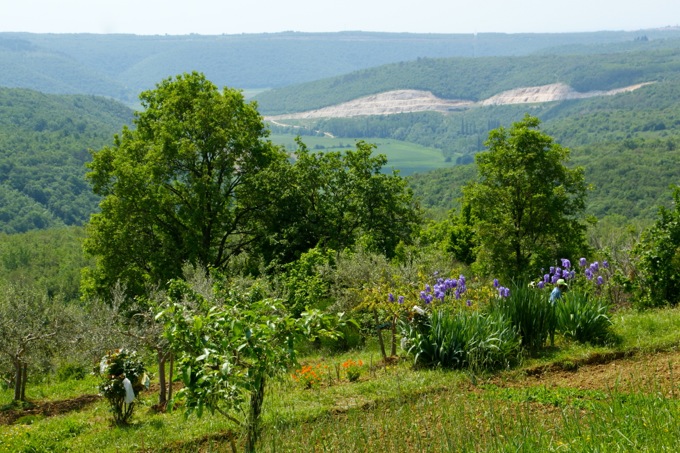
[603,260,609,269]
[591,262,599,272]
[561,259,571,269]
[596,276,604,285]
[552,275,559,284]
[466,300,472,306]
[579,257,587,267]
[398,296,404,304]
[420,291,427,301]
[388,293,395,302]
[549,266,555,275]
[585,268,593,280]
[425,284,431,293]
[493,278,499,288]
[544,274,550,283]
[538,281,545,289]
[555,267,562,277]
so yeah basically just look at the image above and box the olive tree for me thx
[0,282,68,401]
[464,115,588,279]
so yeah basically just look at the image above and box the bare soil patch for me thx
[501,349,680,397]
[0,394,100,425]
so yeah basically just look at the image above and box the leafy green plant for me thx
[341,359,364,382]
[400,308,519,371]
[160,277,347,452]
[556,291,613,344]
[98,348,149,425]
[633,185,680,308]
[488,283,555,352]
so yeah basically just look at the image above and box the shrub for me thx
[556,291,613,344]
[98,348,149,425]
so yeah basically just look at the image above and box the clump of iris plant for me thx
[534,257,610,290]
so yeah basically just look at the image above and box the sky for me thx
[1,0,678,35]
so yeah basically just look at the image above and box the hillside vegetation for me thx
[0,88,132,233]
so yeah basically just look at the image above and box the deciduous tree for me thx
[83,72,288,298]
[464,115,588,279]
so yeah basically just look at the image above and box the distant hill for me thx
[0,88,133,233]
[255,42,680,223]
[2,30,680,105]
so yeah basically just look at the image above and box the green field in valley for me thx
[270,133,455,176]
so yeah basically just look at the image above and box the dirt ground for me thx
[504,349,680,397]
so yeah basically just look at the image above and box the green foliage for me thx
[400,309,519,371]
[257,139,421,264]
[98,348,149,425]
[0,227,88,301]
[487,283,556,352]
[633,186,680,307]
[0,88,132,233]
[556,291,613,344]
[83,72,289,299]
[278,247,334,317]
[464,115,588,279]
[160,276,346,451]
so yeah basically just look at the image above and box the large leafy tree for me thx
[83,72,288,298]
[464,115,587,279]
[256,139,421,264]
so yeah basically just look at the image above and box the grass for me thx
[269,133,456,176]
[3,306,680,451]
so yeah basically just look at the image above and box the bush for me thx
[98,348,149,425]
[56,362,88,382]
[556,291,613,344]
[400,308,519,371]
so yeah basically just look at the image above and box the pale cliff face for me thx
[266,82,654,120]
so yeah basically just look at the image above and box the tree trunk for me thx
[374,311,387,361]
[158,350,167,407]
[390,315,397,357]
[13,358,22,401]
[167,353,174,402]
[20,362,27,401]
[245,376,266,453]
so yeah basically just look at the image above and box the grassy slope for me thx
[3,306,680,451]
[270,133,455,176]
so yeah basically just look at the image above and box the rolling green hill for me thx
[0,88,133,233]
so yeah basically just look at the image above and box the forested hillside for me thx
[0,88,133,233]
[2,29,679,105]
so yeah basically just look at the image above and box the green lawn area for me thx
[270,133,456,176]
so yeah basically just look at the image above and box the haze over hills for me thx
[2,29,680,106]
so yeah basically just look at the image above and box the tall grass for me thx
[259,378,680,452]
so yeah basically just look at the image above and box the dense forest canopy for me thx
[0,88,132,233]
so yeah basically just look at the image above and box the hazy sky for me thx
[2,0,678,35]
